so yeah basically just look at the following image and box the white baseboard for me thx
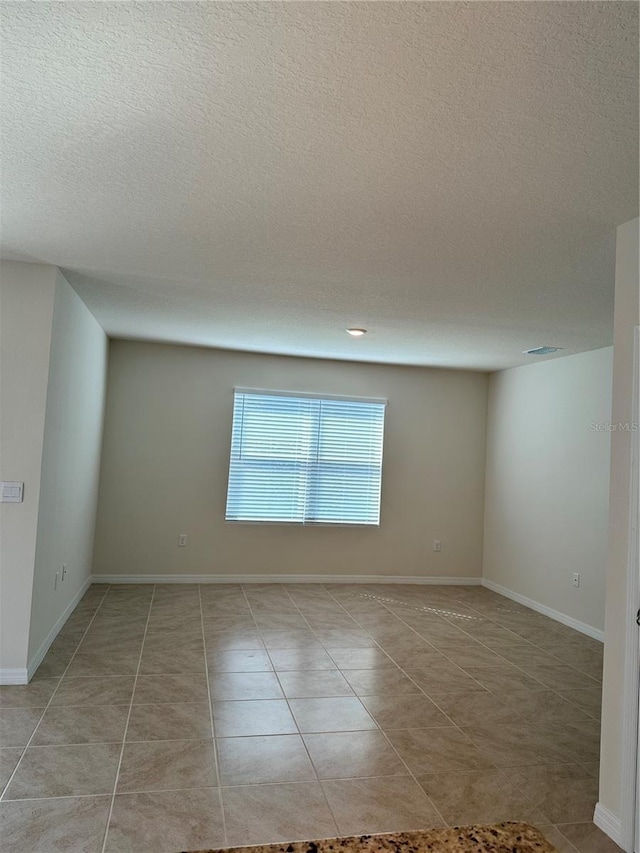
[25,575,94,682]
[92,573,483,586]
[481,578,604,643]
[0,668,29,685]
[594,803,625,850]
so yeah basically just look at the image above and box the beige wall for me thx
[599,217,639,830]
[93,341,489,580]
[28,272,108,663]
[0,262,57,676]
[483,347,613,634]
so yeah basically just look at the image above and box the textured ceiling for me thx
[1,2,637,370]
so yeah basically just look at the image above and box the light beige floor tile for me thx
[506,764,598,823]
[223,781,338,846]
[567,662,603,683]
[461,665,547,693]
[429,691,523,727]
[212,699,298,736]
[93,604,149,622]
[322,775,444,835]
[289,697,377,733]
[383,647,450,669]
[253,612,310,631]
[314,629,378,648]
[32,705,128,745]
[152,585,201,606]
[0,795,111,853]
[500,689,592,724]
[536,825,582,853]
[0,707,44,747]
[539,719,602,765]
[340,667,421,696]
[204,628,265,650]
[207,648,273,672]
[33,650,76,679]
[132,673,209,704]
[78,632,143,655]
[304,730,408,779]
[81,623,145,646]
[551,644,603,667]
[385,727,496,774]
[522,664,601,691]
[461,722,576,767]
[556,822,625,853]
[217,734,316,785]
[117,739,218,792]
[89,613,148,634]
[52,676,135,707]
[126,702,212,741]
[105,788,225,853]
[303,605,358,621]
[417,768,549,824]
[327,648,396,669]
[65,650,140,677]
[404,662,485,694]
[260,629,323,650]
[436,644,509,668]
[360,694,452,730]
[375,634,440,655]
[268,648,337,671]
[558,688,602,719]
[4,742,121,799]
[0,582,609,849]
[145,611,203,634]
[149,599,201,624]
[138,636,206,674]
[209,671,284,701]
[142,631,204,652]
[493,646,563,668]
[0,748,23,792]
[202,615,257,635]
[200,600,251,619]
[0,678,60,708]
[580,761,600,778]
[278,670,354,698]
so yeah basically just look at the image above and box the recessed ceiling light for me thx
[346,328,367,337]
[522,346,563,355]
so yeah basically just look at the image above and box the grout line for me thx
[356,587,598,715]
[1,582,600,843]
[199,583,228,848]
[0,585,111,802]
[321,588,576,822]
[341,587,600,770]
[240,585,339,838]
[317,585,452,827]
[99,584,156,853]
[277,585,446,832]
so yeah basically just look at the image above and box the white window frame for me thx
[225,387,387,527]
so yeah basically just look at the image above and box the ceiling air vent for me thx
[522,346,563,356]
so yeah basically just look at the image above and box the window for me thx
[225,389,386,525]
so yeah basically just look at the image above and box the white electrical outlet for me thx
[572,572,581,588]
[433,540,441,552]
[178,534,187,548]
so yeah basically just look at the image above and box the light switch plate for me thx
[1,482,24,503]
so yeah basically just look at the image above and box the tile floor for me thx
[0,582,620,853]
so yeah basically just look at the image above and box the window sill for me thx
[224,519,380,529]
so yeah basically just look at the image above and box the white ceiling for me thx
[1,2,637,371]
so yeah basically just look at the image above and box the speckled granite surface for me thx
[186,822,556,853]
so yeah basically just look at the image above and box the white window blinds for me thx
[225,390,386,525]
